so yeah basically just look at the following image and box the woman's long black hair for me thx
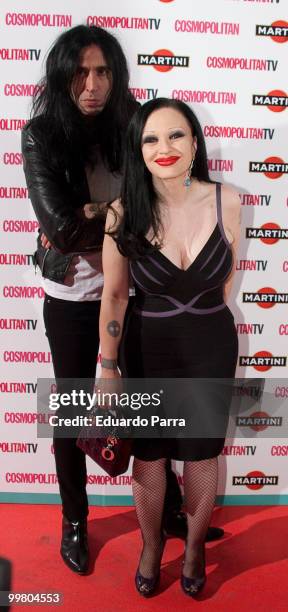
[31,25,137,171]
[115,97,214,259]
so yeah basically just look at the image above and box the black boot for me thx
[163,510,224,542]
[60,517,89,574]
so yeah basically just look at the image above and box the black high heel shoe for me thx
[180,543,206,598]
[135,537,166,597]
[135,568,160,597]
[180,572,206,597]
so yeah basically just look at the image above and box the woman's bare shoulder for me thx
[109,198,123,214]
[220,183,241,210]
[106,198,123,231]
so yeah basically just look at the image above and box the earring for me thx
[184,157,195,187]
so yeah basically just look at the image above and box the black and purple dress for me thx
[121,183,238,461]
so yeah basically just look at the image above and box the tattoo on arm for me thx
[107,320,120,337]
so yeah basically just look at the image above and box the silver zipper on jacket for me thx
[41,249,50,275]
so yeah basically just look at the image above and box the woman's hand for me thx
[95,367,123,410]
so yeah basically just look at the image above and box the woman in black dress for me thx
[99,98,240,597]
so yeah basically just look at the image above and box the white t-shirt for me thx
[43,146,122,301]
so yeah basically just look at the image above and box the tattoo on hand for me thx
[107,320,120,337]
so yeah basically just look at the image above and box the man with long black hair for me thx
[21,24,223,576]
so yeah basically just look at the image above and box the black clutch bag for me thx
[76,408,132,477]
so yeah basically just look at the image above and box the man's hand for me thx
[77,202,108,220]
[41,233,52,249]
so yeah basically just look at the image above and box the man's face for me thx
[71,44,112,116]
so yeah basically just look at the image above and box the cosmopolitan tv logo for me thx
[249,157,288,178]
[2,286,45,298]
[0,186,28,198]
[0,49,41,61]
[256,21,288,42]
[0,381,37,393]
[3,153,23,165]
[236,259,267,271]
[240,194,271,206]
[0,254,34,266]
[232,471,278,490]
[4,84,41,97]
[0,318,38,330]
[0,119,27,131]
[174,20,240,35]
[87,16,161,30]
[222,445,256,456]
[236,412,283,431]
[3,351,51,363]
[2,219,39,233]
[271,446,288,456]
[246,223,288,243]
[137,50,189,72]
[3,412,49,424]
[239,351,287,371]
[129,88,158,101]
[242,288,288,307]
[206,56,278,71]
[5,13,72,27]
[236,323,264,335]
[0,442,38,454]
[5,473,57,484]
[172,90,236,105]
[207,159,233,172]
[204,125,274,140]
[252,90,288,112]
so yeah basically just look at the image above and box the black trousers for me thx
[44,294,182,521]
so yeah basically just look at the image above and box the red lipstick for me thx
[155,156,180,166]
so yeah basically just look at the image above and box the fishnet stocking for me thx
[183,457,218,578]
[132,457,166,578]
[132,455,218,580]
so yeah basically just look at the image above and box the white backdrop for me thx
[0,0,287,506]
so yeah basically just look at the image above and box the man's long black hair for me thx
[31,25,137,171]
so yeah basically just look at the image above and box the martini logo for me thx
[243,288,288,307]
[159,0,175,3]
[137,49,189,72]
[249,157,288,178]
[256,21,288,43]
[236,412,283,431]
[233,471,278,490]
[246,223,288,243]
[252,90,288,112]
[239,351,287,371]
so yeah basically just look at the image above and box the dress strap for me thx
[216,183,230,247]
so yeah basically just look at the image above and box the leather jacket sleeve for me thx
[21,121,105,255]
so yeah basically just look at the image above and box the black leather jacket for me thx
[21,116,106,284]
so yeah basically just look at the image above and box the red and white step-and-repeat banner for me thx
[0,0,287,505]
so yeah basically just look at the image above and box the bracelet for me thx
[101,357,118,370]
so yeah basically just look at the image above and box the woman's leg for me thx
[183,457,218,578]
[132,457,167,578]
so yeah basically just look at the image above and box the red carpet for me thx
[1,504,288,611]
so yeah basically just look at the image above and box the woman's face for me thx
[141,107,197,182]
